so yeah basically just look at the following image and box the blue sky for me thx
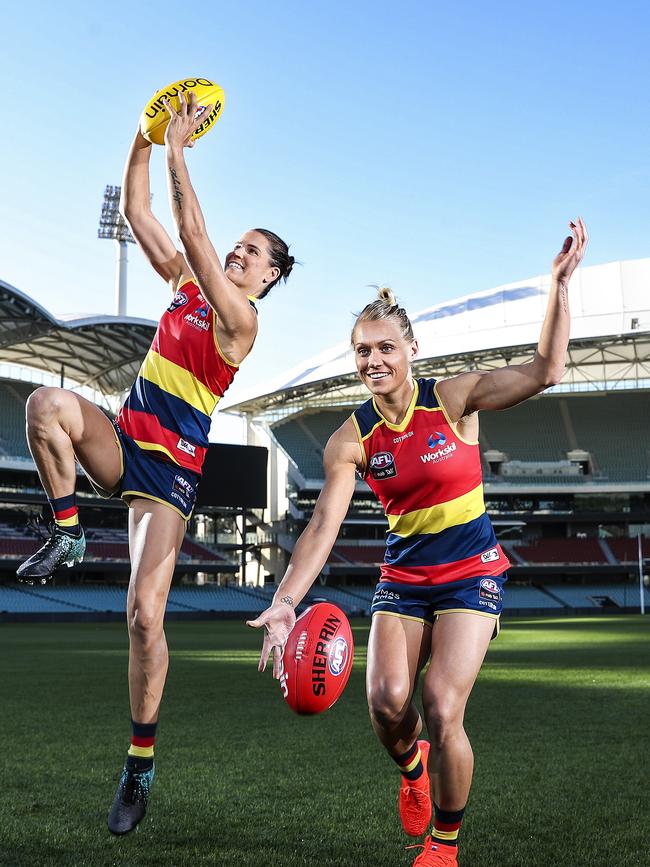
[1,0,649,421]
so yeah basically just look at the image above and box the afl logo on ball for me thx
[369,451,397,480]
[328,637,350,677]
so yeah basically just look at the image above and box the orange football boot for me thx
[407,836,459,865]
[399,739,432,837]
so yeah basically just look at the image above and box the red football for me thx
[279,602,354,715]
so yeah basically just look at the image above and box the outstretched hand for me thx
[246,602,296,679]
[163,92,212,150]
[552,217,589,285]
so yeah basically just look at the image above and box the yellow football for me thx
[140,77,225,146]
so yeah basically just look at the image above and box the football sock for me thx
[394,741,425,781]
[127,719,157,772]
[431,802,466,848]
[48,493,81,537]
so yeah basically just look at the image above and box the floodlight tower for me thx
[98,185,135,316]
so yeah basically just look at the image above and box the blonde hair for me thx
[351,286,414,343]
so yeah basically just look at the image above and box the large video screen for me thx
[196,444,268,509]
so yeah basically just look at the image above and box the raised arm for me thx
[119,130,187,288]
[246,420,361,677]
[162,94,257,349]
[437,218,589,420]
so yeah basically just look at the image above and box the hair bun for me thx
[378,286,397,307]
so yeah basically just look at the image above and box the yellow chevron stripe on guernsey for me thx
[387,483,485,537]
[433,829,460,841]
[140,350,219,416]
[132,440,181,465]
[401,749,422,773]
[128,744,154,758]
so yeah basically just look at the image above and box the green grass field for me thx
[1,616,649,867]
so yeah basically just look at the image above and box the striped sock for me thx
[127,719,157,772]
[431,802,466,848]
[394,741,425,782]
[47,493,81,536]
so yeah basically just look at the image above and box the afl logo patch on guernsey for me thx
[369,451,397,480]
[167,290,189,312]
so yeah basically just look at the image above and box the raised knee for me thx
[26,387,66,428]
[367,681,411,729]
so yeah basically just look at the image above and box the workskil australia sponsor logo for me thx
[420,439,456,463]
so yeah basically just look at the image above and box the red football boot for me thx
[407,836,459,865]
[399,739,432,837]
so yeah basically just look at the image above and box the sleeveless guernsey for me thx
[116,279,248,475]
[352,377,510,586]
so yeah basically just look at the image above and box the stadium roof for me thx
[222,258,650,417]
[0,279,157,396]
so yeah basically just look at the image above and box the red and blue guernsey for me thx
[352,378,510,586]
[116,279,246,475]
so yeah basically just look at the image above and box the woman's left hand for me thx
[163,92,212,150]
[552,217,589,285]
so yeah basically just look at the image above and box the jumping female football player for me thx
[17,93,294,835]
[248,218,587,866]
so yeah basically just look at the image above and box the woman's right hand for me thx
[246,602,297,678]
[163,92,212,151]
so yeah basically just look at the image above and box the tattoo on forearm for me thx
[558,283,568,314]
[170,167,183,211]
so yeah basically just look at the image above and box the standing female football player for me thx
[17,93,294,835]
[249,219,587,866]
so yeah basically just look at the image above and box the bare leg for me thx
[422,612,495,809]
[366,614,431,756]
[126,498,186,723]
[26,387,122,497]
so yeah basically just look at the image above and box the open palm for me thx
[552,217,589,284]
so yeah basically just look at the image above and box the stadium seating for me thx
[0,522,233,565]
[502,584,564,609]
[329,545,386,565]
[513,538,607,565]
[566,393,650,481]
[0,379,36,460]
[272,411,349,479]
[306,584,372,614]
[480,397,571,462]
[272,419,324,479]
[299,411,349,448]
[0,584,270,614]
[607,537,650,563]
[548,583,650,609]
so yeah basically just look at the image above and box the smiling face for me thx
[353,319,418,398]
[224,230,280,296]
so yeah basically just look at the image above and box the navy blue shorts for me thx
[371,573,508,636]
[90,422,200,521]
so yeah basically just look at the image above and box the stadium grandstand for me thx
[1,260,650,621]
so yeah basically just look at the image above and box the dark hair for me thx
[253,228,295,299]
[352,286,414,343]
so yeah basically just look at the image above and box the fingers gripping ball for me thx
[279,603,354,715]
[140,77,225,145]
